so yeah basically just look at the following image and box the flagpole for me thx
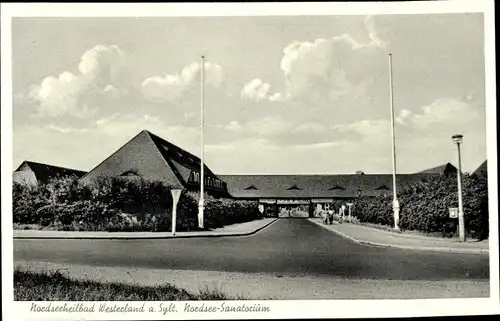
[389,53,400,231]
[198,55,205,229]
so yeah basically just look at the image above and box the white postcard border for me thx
[1,1,498,320]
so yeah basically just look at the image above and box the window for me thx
[120,170,140,177]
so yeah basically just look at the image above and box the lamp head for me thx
[452,134,463,144]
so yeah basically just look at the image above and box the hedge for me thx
[351,173,489,239]
[13,176,262,232]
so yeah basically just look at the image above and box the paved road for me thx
[14,219,489,280]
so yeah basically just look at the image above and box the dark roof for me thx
[79,130,228,195]
[219,173,437,199]
[417,162,457,174]
[472,160,487,177]
[14,161,87,183]
[146,130,217,178]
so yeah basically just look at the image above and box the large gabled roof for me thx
[472,160,487,177]
[219,173,437,199]
[79,130,227,194]
[14,161,87,183]
[417,162,457,174]
[146,130,217,179]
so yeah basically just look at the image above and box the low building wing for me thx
[13,161,87,185]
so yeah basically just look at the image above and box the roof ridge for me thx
[144,130,191,187]
[146,129,220,178]
[79,130,149,182]
[20,160,86,173]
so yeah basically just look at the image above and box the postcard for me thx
[1,1,498,320]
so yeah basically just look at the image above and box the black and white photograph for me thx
[1,1,498,320]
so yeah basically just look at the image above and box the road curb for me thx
[13,218,279,240]
[308,219,488,255]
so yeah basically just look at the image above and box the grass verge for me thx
[14,267,238,301]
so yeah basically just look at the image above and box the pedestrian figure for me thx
[328,209,334,224]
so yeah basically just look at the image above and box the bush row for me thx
[13,176,262,232]
[351,173,489,239]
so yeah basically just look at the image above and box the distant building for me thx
[13,161,87,185]
[220,172,439,215]
[417,162,457,175]
[472,160,487,179]
[79,130,229,197]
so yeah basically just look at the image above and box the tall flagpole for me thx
[389,53,400,231]
[198,55,205,229]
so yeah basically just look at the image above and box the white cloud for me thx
[102,84,120,97]
[141,61,223,103]
[211,98,482,150]
[409,98,480,129]
[241,78,273,102]
[225,120,243,131]
[95,113,120,126]
[395,109,414,125]
[29,45,126,117]
[269,92,286,102]
[184,112,196,121]
[333,119,390,138]
[245,115,292,136]
[46,124,89,134]
[294,123,328,134]
[244,15,386,103]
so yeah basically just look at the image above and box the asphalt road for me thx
[14,219,489,280]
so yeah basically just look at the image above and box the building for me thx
[15,130,458,217]
[472,160,487,179]
[416,162,458,175]
[79,130,229,197]
[13,161,87,185]
[220,172,442,216]
[76,130,456,216]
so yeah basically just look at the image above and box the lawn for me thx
[14,267,235,301]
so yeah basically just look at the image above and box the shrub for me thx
[351,173,489,239]
[13,176,262,232]
[105,213,143,232]
[13,182,50,224]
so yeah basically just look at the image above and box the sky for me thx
[11,13,487,174]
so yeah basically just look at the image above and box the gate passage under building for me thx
[258,199,337,218]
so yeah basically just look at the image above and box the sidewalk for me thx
[13,218,278,239]
[308,218,489,255]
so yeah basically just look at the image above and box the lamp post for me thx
[388,53,400,231]
[198,55,205,229]
[452,134,465,242]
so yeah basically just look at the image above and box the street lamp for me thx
[452,134,465,242]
